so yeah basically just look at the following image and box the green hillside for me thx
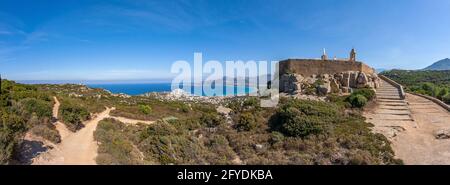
[381,70,450,104]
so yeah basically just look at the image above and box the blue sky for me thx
[1,0,450,81]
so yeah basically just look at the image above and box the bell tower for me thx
[349,48,356,62]
[321,48,328,60]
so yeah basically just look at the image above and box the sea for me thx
[18,80,256,96]
[87,83,256,96]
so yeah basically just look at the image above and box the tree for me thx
[437,88,449,100]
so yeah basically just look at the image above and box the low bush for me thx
[59,101,90,132]
[139,105,152,115]
[236,112,258,132]
[347,94,368,108]
[16,98,52,118]
[274,100,339,138]
[0,110,26,164]
[352,88,376,101]
[443,94,450,104]
[94,118,143,165]
[30,124,61,143]
[200,113,224,128]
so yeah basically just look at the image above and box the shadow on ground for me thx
[14,140,50,165]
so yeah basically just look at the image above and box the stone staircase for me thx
[374,80,414,121]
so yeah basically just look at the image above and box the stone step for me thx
[376,114,413,121]
[377,93,401,96]
[379,86,397,88]
[378,99,407,103]
[375,110,411,115]
[378,88,399,91]
[376,90,400,93]
[377,95,402,98]
[377,90,400,92]
[377,89,399,92]
[379,87,398,89]
[378,97,403,100]
[408,103,435,105]
[378,107,410,111]
[379,102,408,106]
[377,91,400,94]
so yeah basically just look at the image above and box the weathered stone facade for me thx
[279,50,380,95]
[280,71,380,95]
[279,59,375,78]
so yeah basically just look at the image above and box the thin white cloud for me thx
[0,30,13,35]
[23,31,50,44]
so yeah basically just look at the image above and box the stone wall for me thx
[279,59,375,77]
[278,59,380,96]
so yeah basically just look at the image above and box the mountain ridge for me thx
[424,58,450,71]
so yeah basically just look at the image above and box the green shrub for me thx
[94,119,142,164]
[327,94,351,108]
[269,131,285,145]
[0,111,26,164]
[352,88,376,101]
[59,101,90,132]
[347,94,368,108]
[274,100,339,138]
[30,124,61,143]
[200,113,224,128]
[180,104,190,113]
[236,112,258,132]
[421,83,435,96]
[139,105,152,115]
[243,97,259,109]
[145,122,178,136]
[17,98,52,118]
[443,94,450,104]
[437,88,448,100]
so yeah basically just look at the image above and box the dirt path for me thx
[107,116,154,125]
[31,97,158,164]
[56,107,114,164]
[52,97,71,140]
[33,106,114,165]
[365,81,450,164]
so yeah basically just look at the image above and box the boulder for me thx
[340,87,351,93]
[321,74,331,81]
[349,72,358,88]
[330,79,340,93]
[434,129,450,139]
[341,72,350,88]
[317,82,331,96]
[292,74,304,82]
[356,72,369,88]
[294,83,302,93]
[305,76,317,84]
[253,144,265,152]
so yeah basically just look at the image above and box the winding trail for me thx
[107,116,155,125]
[365,80,450,164]
[31,97,154,165]
[52,97,71,140]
